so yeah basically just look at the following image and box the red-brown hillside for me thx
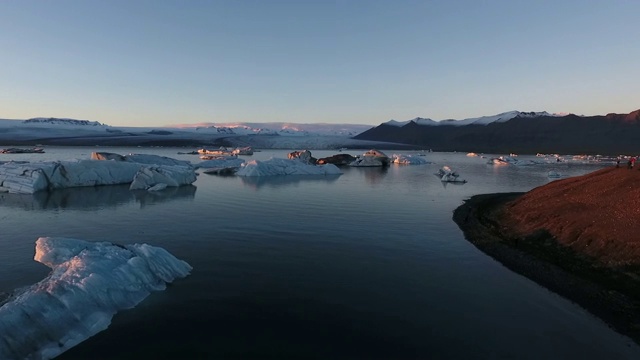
[503,166,640,266]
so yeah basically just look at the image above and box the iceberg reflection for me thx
[0,184,196,211]
[240,174,341,190]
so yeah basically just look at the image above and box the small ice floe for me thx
[197,146,253,156]
[547,170,562,179]
[391,154,432,165]
[487,156,538,166]
[0,237,192,360]
[435,166,467,183]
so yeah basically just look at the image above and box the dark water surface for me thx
[1,147,637,359]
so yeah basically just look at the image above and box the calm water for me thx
[1,147,637,359]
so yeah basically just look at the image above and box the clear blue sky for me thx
[1,0,638,127]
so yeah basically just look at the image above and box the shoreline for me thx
[453,192,640,345]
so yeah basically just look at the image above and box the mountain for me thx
[383,111,553,127]
[354,109,640,155]
[0,118,389,150]
[171,122,371,137]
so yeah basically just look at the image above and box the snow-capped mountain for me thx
[171,122,372,137]
[356,109,640,155]
[3,109,639,154]
[22,117,107,127]
[383,111,555,127]
[0,117,383,149]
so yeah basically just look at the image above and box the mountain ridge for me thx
[2,109,639,153]
[354,109,640,155]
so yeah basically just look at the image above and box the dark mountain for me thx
[354,110,640,155]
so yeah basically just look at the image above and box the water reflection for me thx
[440,181,467,189]
[359,166,389,185]
[240,175,341,190]
[0,185,196,211]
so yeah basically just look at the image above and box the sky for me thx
[1,0,639,127]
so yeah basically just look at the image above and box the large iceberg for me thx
[236,158,342,176]
[0,237,192,360]
[0,159,197,194]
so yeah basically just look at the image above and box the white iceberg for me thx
[391,154,432,165]
[0,159,197,194]
[487,156,540,166]
[435,166,467,183]
[0,237,192,360]
[129,165,198,190]
[349,149,391,167]
[236,158,342,176]
[0,160,143,194]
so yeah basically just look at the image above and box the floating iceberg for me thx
[236,158,342,176]
[0,237,192,360]
[487,156,540,166]
[0,160,142,194]
[391,154,432,165]
[435,166,467,183]
[0,158,197,194]
[349,149,390,167]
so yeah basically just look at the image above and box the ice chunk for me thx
[0,237,191,360]
[391,154,432,165]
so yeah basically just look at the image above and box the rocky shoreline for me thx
[453,192,640,345]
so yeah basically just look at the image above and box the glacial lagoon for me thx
[1,147,638,359]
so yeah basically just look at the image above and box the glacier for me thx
[0,237,192,360]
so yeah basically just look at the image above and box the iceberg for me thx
[0,237,192,360]
[349,149,391,167]
[236,158,342,176]
[435,166,467,183]
[487,156,540,166]
[0,160,143,194]
[0,158,197,194]
[391,154,432,165]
